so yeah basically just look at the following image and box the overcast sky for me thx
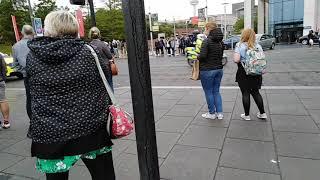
[31,0,248,21]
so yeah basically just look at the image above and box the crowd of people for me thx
[154,35,196,57]
[0,9,270,180]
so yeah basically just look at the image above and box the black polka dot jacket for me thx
[25,37,111,144]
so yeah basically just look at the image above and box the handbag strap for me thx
[85,44,118,105]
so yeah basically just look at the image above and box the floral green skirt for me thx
[36,146,112,173]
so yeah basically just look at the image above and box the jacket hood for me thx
[208,29,223,42]
[28,37,85,64]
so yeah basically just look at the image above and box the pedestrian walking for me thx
[308,30,314,47]
[199,22,224,120]
[0,55,10,129]
[170,37,176,56]
[89,27,114,91]
[159,37,165,56]
[165,38,171,56]
[12,25,35,120]
[25,11,115,180]
[234,28,267,121]
[155,39,160,56]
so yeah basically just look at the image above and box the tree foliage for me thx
[34,0,57,22]
[105,0,122,10]
[0,0,30,43]
[233,17,258,34]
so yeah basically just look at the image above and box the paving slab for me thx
[267,94,308,115]
[0,174,35,180]
[220,138,279,174]
[275,132,320,159]
[177,96,206,105]
[156,116,193,133]
[69,165,92,180]
[125,132,181,158]
[279,156,320,180]
[165,104,201,117]
[271,115,320,133]
[301,99,320,110]
[3,157,42,179]
[112,139,135,159]
[178,125,227,149]
[160,91,186,100]
[192,113,231,128]
[0,153,25,171]
[295,90,320,99]
[308,110,320,125]
[215,167,281,180]
[2,139,31,157]
[160,145,220,180]
[227,120,273,141]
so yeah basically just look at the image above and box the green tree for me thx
[233,17,258,34]
[34,0,57,22]
[0,0,30,43]
[94,8,125,41]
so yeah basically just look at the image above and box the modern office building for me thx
[244,0,320,42]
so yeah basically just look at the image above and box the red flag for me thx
[11,15,20,42]
[76,9,85,37]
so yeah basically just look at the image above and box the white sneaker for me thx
[257,113,267,119]
[202,113,216,119]
[241,114,251,121]
[217,113,224,120]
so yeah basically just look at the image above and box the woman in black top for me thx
[198,22,224,120]
[26,11,115,180]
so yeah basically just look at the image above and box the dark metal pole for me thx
[88,0,96,27]
[121,0,160,180]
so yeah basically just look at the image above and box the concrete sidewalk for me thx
[1,88,320,180]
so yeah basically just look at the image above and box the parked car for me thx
[256,34,276,50]
[0,53,24,79]
[223,36,240,50]
[298,35,319,45]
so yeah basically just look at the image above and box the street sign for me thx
[33,18,43,37]
[151,13,158,24]
[152,25,159,32]
[191,16,199,25]
[198,8,206,21]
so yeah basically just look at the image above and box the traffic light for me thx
[70,0,85,5]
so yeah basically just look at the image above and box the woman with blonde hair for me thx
[198,22,224,120]
[89,27,114,90]
[26,11,115,180]
[234,28,267,121]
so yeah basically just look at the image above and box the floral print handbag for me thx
[86,45,134,139]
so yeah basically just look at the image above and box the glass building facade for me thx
[269,0,304,42]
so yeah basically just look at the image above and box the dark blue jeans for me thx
[200,69,223,114]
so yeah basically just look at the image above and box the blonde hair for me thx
[205,22,217,31]
[240,28,256,49]
[44,11,79,38]
[89,27,101,39]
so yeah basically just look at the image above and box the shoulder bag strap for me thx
[85,44,118,105]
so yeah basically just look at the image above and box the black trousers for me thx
[239,86,265,116]
[46,152,115,180]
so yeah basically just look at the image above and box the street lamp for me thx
[222,2,229,40]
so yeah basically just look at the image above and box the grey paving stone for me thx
[265,89,294,94]
[279,156,320,180]
[220,138,279,174]
[166,104,201,117]
[271,115,319,133]
[215,167,281,180]
[177,95,206,105]
[227,120,273,141]
[154,110,169,122]
[160,91,186,100]
[112,139,135,159]
[156,116,193,133]
[0,139,22,151]
[2,139,31,157]
[114,153,140,180]
[125,132,181,158]
[308,110,320,124]
[0,174,35,180]
[178,125,227,149]
[221,93,238,102]
[301,99,320,110]
[201,101,235,113]
[4,157,43,179]
[275,132,320,159]
[0,153,25,171]
[153,99,179,110]
[192,112,231,128]
[160,145,220,180]
[295,90,320,99]
[69,165,92,180]
[267,94,308,115]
